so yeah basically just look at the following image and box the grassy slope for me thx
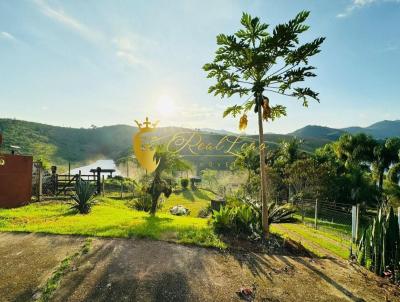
[0,197,225,248]
[271,221,351,259]
[0,118,328,168]
[160,189,213,217]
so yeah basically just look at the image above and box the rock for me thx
[170,205,190,216]
[32,291,42,300]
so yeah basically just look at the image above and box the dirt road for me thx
[0,233,398,302]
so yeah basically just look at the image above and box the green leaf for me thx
[223,105,243,118]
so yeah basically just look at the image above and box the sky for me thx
[0,0,399,134]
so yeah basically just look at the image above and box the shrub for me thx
[133,194,162,212]
[71,180,96,214]
[197,205,213,218]
[211,206,235,233]
[268,203,296,224]
[211,202,296,237]
[181,178,189,190]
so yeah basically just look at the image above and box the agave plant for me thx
[268,203,296,224]
[357,205,400,281]
[71,180,96,214]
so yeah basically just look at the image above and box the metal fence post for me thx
[314,199,318,229]
[352,205,358,243]
[301,199,305,223]
[355,203,360,242]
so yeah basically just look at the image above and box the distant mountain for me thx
[344,120,400,139]
[199,128,237,136]
[290,125,345,142]
[290,120,400,141]
[1,118,398,170]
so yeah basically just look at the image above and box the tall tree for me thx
[203,11,324,236]
[372,137,400,193]
[334,133,376,169]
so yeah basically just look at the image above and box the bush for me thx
[133,194,162,212]
[71,180,96,214]
[181,178,189,190]
[211,206,235,233]
[197,206,212,218]
[211,202,296,237]
[268,202,296,224]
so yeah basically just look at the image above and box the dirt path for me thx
[1,233,399,302]
[0,233,84,302]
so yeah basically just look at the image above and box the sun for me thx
[156,95,177,117]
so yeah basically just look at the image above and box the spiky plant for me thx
[71,180,96,214]
[357,205,400,282]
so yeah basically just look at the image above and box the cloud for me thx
[33,0,152,68]
[33,0,101,42]
[113,36,155,69]
[0,31,17,41]
[337,0,400,18]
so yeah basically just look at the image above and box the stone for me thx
[170,205,190,216]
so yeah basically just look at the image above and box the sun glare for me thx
[156,95,177,117]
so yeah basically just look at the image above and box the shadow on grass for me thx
[181,190,195,202]
[192,189,211,200]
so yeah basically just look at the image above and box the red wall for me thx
[0,154,33,208]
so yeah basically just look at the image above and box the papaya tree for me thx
[203,11,325,237]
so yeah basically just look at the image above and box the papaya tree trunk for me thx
[257,101,269,238]
[378,169,384,194]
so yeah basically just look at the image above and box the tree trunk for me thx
[378,169,384,194]
[257,102,269,238]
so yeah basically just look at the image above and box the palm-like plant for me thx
[372,138,400,193]
[71,180,96,214]
[148,145,192,215]
[204,11,324,237]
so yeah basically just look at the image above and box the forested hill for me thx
[0,118,398,168]
[290,120,400,141]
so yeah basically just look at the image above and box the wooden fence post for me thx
[120,180,123,199]
[314,199,318,229]
[398,207,400,233]
[102,175,105,197]
[37,164,43,202]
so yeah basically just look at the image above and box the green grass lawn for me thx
[159,189,214,217]
[271,222,351,259]
[0,197,225,249]
[293,214,352,239]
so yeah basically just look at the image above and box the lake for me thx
[70,159,121,176]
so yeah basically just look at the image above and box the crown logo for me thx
[134,117,159,130]
[133,117,160,173]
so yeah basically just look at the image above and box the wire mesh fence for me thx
[292,198,378,257]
